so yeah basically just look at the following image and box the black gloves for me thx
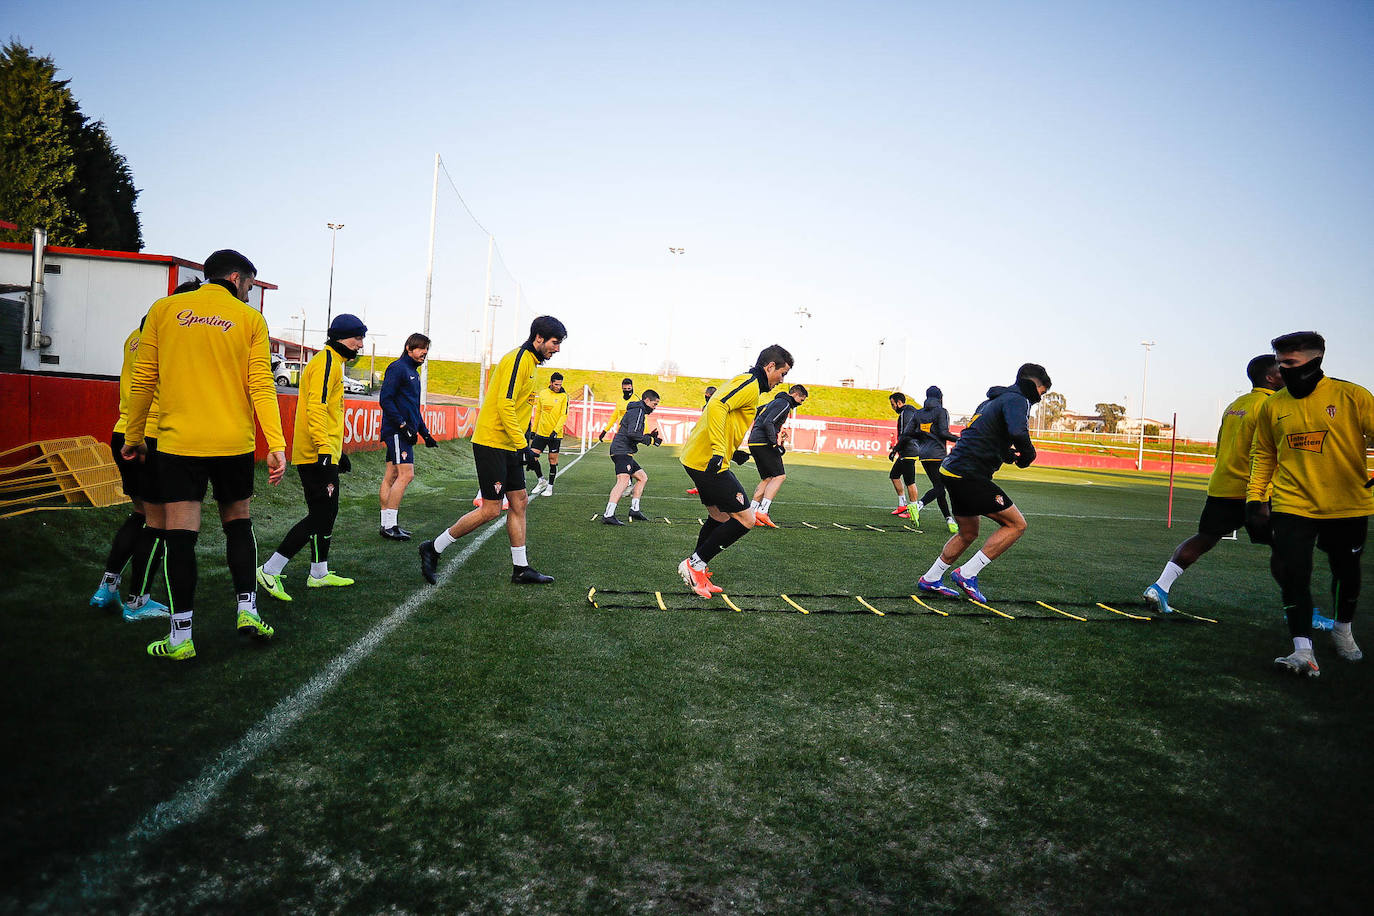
[316,453,333,468]
[422,432,437,448]
[776,445,786,456]
[338,453,351,473]
[705,455,724,475]
[1245,501,1272,545]
[888,447,899,461]
[731,450,750,465]
[651,431,663,446]
[397,422,418,446]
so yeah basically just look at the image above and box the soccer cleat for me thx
[1311,610,1335,631]
[379,525,411,541]
[602,515,627,526]
[678,559,714,598]
[236,609,275,639]
[629,509,651,522]
[891,506,908,516]
[395,526,412,539]
[257,566,292,601]
[308,572,355,588]
[917,576,960,599]
[686,487,698,495]
[418,539,440,584]
[1142,583,1172,614]
[905,506,920,527]
[950,568,986,602]
[754,511,778,528]
[147,637,196,660]
[511,565,554,584]
[703,568,724,594]
[122,597,170,622]
[543,486,554,496]
[90,582,121,610]
[1333,628,1363,662]
[534,477,549,494]
[1274,647,1320,677]
[946,518,958,533]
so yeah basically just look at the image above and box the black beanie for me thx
[328,313,367,340]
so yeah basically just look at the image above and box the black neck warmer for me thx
[1279,357,1324,398]
[1016,377,1043,405]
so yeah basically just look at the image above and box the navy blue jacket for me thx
[912,393,958,460]
[379,353,430,439]
[609,400,657,456]
[942,380,1038,479]
[749,392,799,447]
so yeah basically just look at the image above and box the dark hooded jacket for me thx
[609,400,657,456]
[749,391,799,448]
[912,389,959,460]
[941,379,1039,479]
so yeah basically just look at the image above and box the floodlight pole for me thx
[325,222,345,328]
[1137,340,1155,469]
[421,153,439,405]
[667,247,684,372]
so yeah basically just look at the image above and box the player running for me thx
[748,384,808,527]
[528,372,569,496]
[602,390,662,525]
[886,392,920,516]
[916,363,1051,603]
[678,346,793,597]
[686,386,718,496]
[907,385,960,533]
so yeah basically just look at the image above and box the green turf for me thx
[1,444,1370,913]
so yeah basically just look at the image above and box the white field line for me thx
[44,445,597,911]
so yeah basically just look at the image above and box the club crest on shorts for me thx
[402,451,410,461]
[995,494,1005,506]
[736,492,746,506]
[494,482,504,494]
[326,483,336,497]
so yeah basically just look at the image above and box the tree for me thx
[0,41,142,250]
[1095,403,1126,434]
[1037,391,1066,430]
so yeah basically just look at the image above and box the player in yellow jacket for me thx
[528,372,569,495]
[677,345,793,597]
[598,377,635,441]
[121,249,287,661]
[1245,331,1374,678]
[1142,355,1285,615]
[257,315,367,601]
[419,316,567,586]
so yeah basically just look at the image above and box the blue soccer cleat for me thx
[123,597,170,622]
[89,581,121,610]
[917,576,960,599]
[1142,583,1173,614]
[951,568,986,603]
[1311,609,1335,631]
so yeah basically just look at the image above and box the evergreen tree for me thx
[0,41,142,250]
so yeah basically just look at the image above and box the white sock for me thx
[631,498,641,511]
[310,561,329,579]
[1335,621,1352,634]
[263,552,288,576]
[1156,561,1184,592]
[959,550,992,578]
[127,594,150,609]
[689,553,707,571]
[1294,636,1313,652]
[760,498,772,513]
[237,591,256,614]
[751,500,760,510]
[897,493,908,507]
[512,545,528,566]
[923,557,951,581]
[169,611,193,646]
[382,508,398,528]
[914,500,925,512]
[434,529,457,553]
[101,571,120,587]
[605,501,618,517]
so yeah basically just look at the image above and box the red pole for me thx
[1166,411,1178,528]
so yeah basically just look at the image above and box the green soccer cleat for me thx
[236,609,275,639]
[307,572,355,588]
[946,517,959,533]
[147,637,196,661]
[256,566,292,601]
[905,505,920,527]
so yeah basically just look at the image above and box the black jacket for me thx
[748,391,798,447]
[942,380,1038,479]
[609,400,657,456]
[892,404,921,458]
[912,393,958,460]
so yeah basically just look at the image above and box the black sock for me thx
[549,464,558,481]
[104,512,145,576]
[311,532,332,564]
[163,529,199,614]
[696,517,724,554]
[697,519,750,564]
[222,518,257,595]
[127,525,162,597]
[276,517,313,562]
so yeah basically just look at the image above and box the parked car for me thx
[271,354,292,388]
[342,375,367,394]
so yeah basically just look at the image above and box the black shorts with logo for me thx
[612,453,642,476]
[530,434,562,454]
[111,432,162,503]
[157,451,255,504]
[889,456,917,485]
[1197,496,1247,538]
[473,442,527,501]
[943,472,1015,517]
[684,464,750,514]
[749,444,785,479]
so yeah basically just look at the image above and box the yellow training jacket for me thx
[292,345,346,465]
[532,386,569,437]
[474,343,540,451]
[681,369,769,472]
[1206,387,1274,499]
[125,281,285,456]
[602,397,629,435]
[1248,376,1374,519]
[113,326,160,436]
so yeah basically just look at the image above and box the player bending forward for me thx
[916,363,1051,603]
[678,346,793,597]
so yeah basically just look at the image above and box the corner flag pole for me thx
[1166,411,1178,528]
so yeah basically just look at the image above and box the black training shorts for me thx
[612,454,642,476]
[529,434,561,454]
[684,464,750,513]
[942,472,1015,517]
[157,451,255,504]
[111,433,162,503]
[472,442,527,501]
[889,456,917,485]
[1197,496,1247,538]
[749,444,785,479]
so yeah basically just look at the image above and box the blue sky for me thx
[8,0,1373,435]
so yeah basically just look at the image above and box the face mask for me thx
[1016,377,1043,405]
[1279,356,1324,398]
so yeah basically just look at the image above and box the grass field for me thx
[2,443,1371,914]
